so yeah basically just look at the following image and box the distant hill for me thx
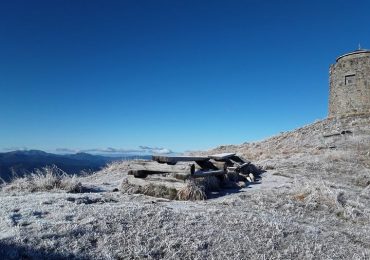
[0,150,151,182]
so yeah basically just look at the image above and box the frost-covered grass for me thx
[1,115,370,259]
[0,177,369,259]
[289,178,370,222]
[2,165,83,193]
[177,180,207,201]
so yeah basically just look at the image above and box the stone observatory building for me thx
[329,49,370,117]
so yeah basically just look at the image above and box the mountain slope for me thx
[0,151,149,182]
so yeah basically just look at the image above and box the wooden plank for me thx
[238,162,250,169]
[323,130,352,138]
[230,155,250,164]
[208,153,236,160]
[323,132,341,138]
[225,162,250,174]
[125,175,186,190]
[196,160,219,170]
[128,165,195,179]
[210,161,229,171]
[208,154,251,166]
[152,155,209,164]
[128,170,166,178]
[191,169,225,178]
[173,173,190,181]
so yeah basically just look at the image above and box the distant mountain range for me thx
[0,150,151,182]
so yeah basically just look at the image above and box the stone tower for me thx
[329,49,370,117]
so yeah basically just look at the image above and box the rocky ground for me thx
[1,115,370,259]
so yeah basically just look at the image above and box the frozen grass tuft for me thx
[102,160,129,173]
[354,174,370,187]
[121,178,207,201]
[291,178,370,222]
[142,183,178,200]
[120,180,178,200]
[177,180,206,201]
[2,165,83,193]
[292,179,340,212]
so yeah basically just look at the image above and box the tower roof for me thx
[336,49,370,62]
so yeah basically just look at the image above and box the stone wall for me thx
[329,51,370,117]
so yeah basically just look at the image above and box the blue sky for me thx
[1,0,369,154]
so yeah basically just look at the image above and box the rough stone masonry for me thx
[329,49,370,117]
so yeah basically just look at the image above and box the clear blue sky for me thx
[1,0,369,154]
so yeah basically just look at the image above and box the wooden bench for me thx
[152,155,209,165]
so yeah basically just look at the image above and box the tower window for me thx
[345,74,356,85]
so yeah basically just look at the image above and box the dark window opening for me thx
[345,74,356,85]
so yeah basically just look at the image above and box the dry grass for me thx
[292,179,341,212]
[142,184,178,200]
[120,179,141,194]
[196,115,370,163]
[101,160,129,173]
[290,178,370,222]
[121,178,208,201]
[177,180,207,201]
[2,165,83,193]
[120,180,179,200]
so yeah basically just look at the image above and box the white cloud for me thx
[54,146,173,155]
[55,148,77,153]
[2,147,28,152]
[139,146,173,154]
[81,148,142,154]
[2,146,174,155]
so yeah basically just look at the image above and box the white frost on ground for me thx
[1,115,370,259]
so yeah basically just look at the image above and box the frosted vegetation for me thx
[2,165,83,193]
[1,115,370,259]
